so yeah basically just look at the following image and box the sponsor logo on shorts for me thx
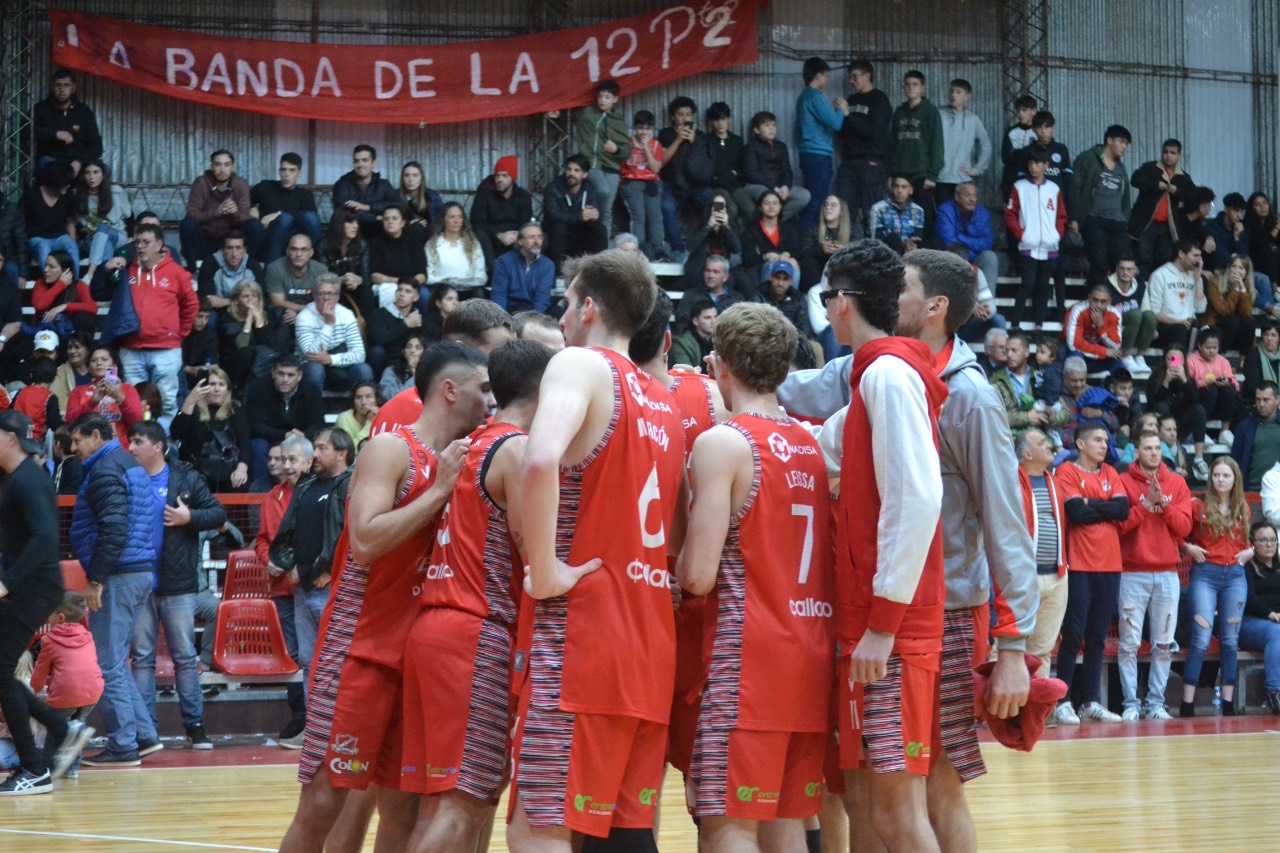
[804,782,821,797]
[905,740,931,759]
[331,734,359,756]
[735,785,780,803]
[627,559,672,589]
[401,765,417,774]
[789,597,833,617]
[767,432,818,463]
[330,757,371,775]
[572,794,616,816]
[637,787,657,806]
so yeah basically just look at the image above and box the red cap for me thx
[971,653,1067,752]
[494,156,518,182]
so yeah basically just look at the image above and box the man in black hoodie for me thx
[34,69,102,172]
[330,144,400,237]
[541,154,608,271]
[1128,139,1196,279]
[245,354,324,482]
[470,155,533,270]
[835,59,893,227]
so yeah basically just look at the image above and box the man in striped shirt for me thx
[296,272,372,392]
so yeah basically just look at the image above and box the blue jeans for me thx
[121,346,184,418]
[586,171,620,236]
[132,592,203,729]
[260,212,322,264]
[302,359,373,393]
[956,312,1008,344]
[798,152,834,231]
[620,180,664,259]
[89,572,159,753]
[87,223,128,267]
[274,594,306,722]
[293,585,330,704]
[1183,562,1248,687]
[1117,571,1180,711]
[28,234,80,274]
[1239,615,1280,692]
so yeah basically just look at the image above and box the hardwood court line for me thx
[1031,728,1280,744]
[0,828,275,851]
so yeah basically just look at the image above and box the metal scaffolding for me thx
[1,0,41,198]
[1001,0,1050,110]
[526,0,578,206]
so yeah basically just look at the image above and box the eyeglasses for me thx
[1254,537,1278,545]
[819,289,868,306]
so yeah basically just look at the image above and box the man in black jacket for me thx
[1129,139,1196,280]
[34,69,102,173]
[246,354,325,482]
[470,156,534,270]
[126,422,226,752]
[541,154,608,272]
[742,111,810,222]
[0,197,25,288]
[330,145,400,237]
[836,59,893,227]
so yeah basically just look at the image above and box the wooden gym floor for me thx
[3,717,1279,851]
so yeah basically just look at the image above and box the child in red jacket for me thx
[31,592,102,778]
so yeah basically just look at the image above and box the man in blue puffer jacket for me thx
[67,414,159,767]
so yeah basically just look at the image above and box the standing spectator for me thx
[470,156,533,270]
[542,154,608,271]
[295,273,371,392]
[1052,423,1129,724]
[34,69,102,171]
[1231,380,1280,492]
[245,354,325,481]
[330,144,400,237]
[366,281,423,377]
[887,70,944,238]
[999,94,1039,206]
[658,96,716,261]
[169,368,251,492]
[397,161,443,247]
[264,233,328,328]
[126,421,225,751]
[1180,457,1252,717]
[318,213,371,299]
[74,159,132,285]
[836,59,893,227]
[1186,328,1239,442]
[619,110,665,260]
[703,102,753,227]
[21,162,79,273]
[379,333,426,401]
[491,223,554,314]
[1244,319,1280,409]
[1240,522,1280,715]
[1129,139,1195,279]
[1117,430,1193,720]
[1064,283,1122,370]
[65,347,143,446]
[742,110,810,222]
[1017,427,1068,677]
[575,79,629,236]
[1026,111,1074,210]
[179,150,260,266]
[1108,256,1156,377]
[30,591,103,780]
[993,331,1067,436]
[250,443,285,495]
[936,181,998,292]
[367,207,426,292]
[120,210,185,270]
[1245,192,1280,287]
[249,153,321,264]
[424,203,487,300]
[1071,125,1132,285]
[869,175,926,253]
[1144,240,1207,351]
[937,79,992,203]
[334,381,380,448]
[1205,192,1252,273]
[218,280,277,391]
[1202,255,1257,356]
[1006,149,1067,328]
[196,231,262,314]
[70,414,160,767]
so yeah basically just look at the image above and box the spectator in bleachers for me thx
[245,354,324,481]
[576,79,628,236]
[1116,429,1193,721]
[1205,192,1252,273]
[334,381,380,448]
[760,259,811,337]
[513,310,566,352]
[30,591,102,779]
[132,381,166,432]
[1017,427,1066,676]
[367,281,422,379]
[52,425,82,494]
[1144,239,1207,352]
[976,327,1008,378]
[658,96,716,261]
[869,175,925,254]
[670,296,717,370]
[34,69,101,172]
[0,200,25,288]
[179,150,259,268]
[218,280,276,391]
[294,273,371,392]
[1180,456,1252,717]
[249,442,284,494]
[490,223,553,315]
[1148,346,1209,481]
[743,110,810,223]
[1202,255,1257,356]
[330,144,400,237]
[169,367,251,491]
[542,154,608,272]
[13,357,62,443]
[1186,326,1239,436]
[120,211,185,270]
[125,420,224,751]
[887,69,943,240]
[28,249,97,344]
[999,94,1038,213]
[21,162,79,275]
[613,231,640,251]
[1231,380,1280,492]
[397,161,443,248]
[619,111,665,260]
[1072,125,1132,285]
[936,181,997,288]
[807,194,855,286]
[740,189,803,296]
[419,282,457,344]
[937,78,992,204]
[1056,355,1090,449]
[424,202,487,300]
[993,331,1067,437]
[470,156,533,270]
[50,331,90,415]
[1007,148,1067,328]
[196,230,261,316]
[1052,422,1130,725]
[1065,282,1122,370]
[379,333,425,401]
[1178,186,1217,255]
[955,255,1006,346]
[74,159,131,285]
[65,347,141,446]
[1026,110,1073,207]
[679,256,746,327]
[703,101,752,229]
[181,302,219,388]
[318,212,371,300]
[1243,318,1280,410]
[264,233,328,329]
[249,153,321,265]
[368,206,426,300]
[1244,192,1280,286]
[1240,521,1280,715]
[834,60,891,228]
[1107,256,1156,377]
[1129,139,1196,279]
[684,190,743,288]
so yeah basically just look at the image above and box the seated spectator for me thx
[954,250,1006,345]
[869,175,926,253]
[576,79,629,236]
[1187,327,1240,437]
[993,331,1068,437]
[50,331,92,415]
[367,281,423,377]
[1246,192,1280,286]
[1178,186,1217,258]
[179,150,261,267]
[760,260,810,337]
[1231,379,1280,492]
[21,162,79,273]
[196,230,262,315]
[976,327,1008,377]
[1065,282,1122,370]
[658,97,717,259]
[741,110,809,221]
[264,234,327,325]
[245,354,324,481]
[542,154,608,271]
[379,333,426,401]
[367,207,426,291]
[334,381,381,449]
[419,283,457,344]
[168,366,251,491]
[612,232,641,253]
[936,181,998,291]
[13,357,62,442]
[1144,239,1208,352]
[686,191,744,289]
[1205,192,1252,273]
[35,69,102,171]
[0,201,24,288]
[318,212,371,300]
[1107,256,1156,377]
[65,346,142,446]
[1244,318,1280,410]
[1006,149,1067,328]
[181,302,219,388]
[398,161,443,247]
[739,190,804,295]
[679,256,746,326]
[809,194,855,286]
[1202,255,1256,356]
[1032,333,1062,401]
[295,273,371,392]
[1240,521,1280,715]
[1016,427,1068,677]
[491,223,553,314]
[74,159,131,284]
[703,101,753,228]
[424,203,487,300]
[1055,354,1091,451]
[330,144,400,237]
[1148,345,1209,481]
[28,249,96,344]
[249,152,321,264]
[119,210,185,270]
[619,111,665,260]
[513,311,566,352]
[470,156,533,269]
[670,296,717,369]
[218,280,277,391]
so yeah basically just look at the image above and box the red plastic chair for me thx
[222,550,272,600]
[60,560,87,593]
[212,599,299,676]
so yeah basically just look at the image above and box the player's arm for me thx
[706,379,728,424]
[347,433,467,564]
[676,426,748,596]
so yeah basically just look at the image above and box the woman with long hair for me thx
[738,189,809,295]
[75,159,132,282]
[398,161,442,246]
[21,161,79,273]
[1181,456,1253,716]
[335,381,382,449]
[50,331,93,415]
[1245,192,1280,283]
[380,333,426,400]
[1241,521,1280,715]
[424,202,486,299]
[169,366,252,491]
[27,249,97,342]
[219,279,278,390]
[65,346,143,446]
[420,283,458,343]
[1202,254,1256,355]
[369,206,426,289]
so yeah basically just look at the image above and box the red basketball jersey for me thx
[369,387,422,438]
[668,370,716,450]
[701,415,834,732]
[528,348,686,723]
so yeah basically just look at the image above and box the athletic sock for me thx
[806,827,823,853]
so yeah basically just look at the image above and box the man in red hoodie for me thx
[102,223,197,420]
[1117,430,1192,720]
[824,239,948,851]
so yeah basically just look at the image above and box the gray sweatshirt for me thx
[939,108,993,185]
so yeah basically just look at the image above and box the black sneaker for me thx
[137,739,165,757]
[82,750,142,767]
[1268,690,1280,716]
[278,719,305,741]
[187,725,213,750]
[0,769,53,796]
[51,721,95,781]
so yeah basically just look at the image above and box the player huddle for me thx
[279,241,1039,853]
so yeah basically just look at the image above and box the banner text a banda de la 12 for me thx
[50,4,760,126]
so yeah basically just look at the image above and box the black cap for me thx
[803,56,830,84]
[1223,192,1246,210]
[0,410,42,454]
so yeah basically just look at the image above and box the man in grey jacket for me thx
[937,79,993,204]
[779,249,1038,852]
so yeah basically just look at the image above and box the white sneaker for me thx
[1144,705,1173,721]
[1121,706,1141,721]
[1218,428,1234,450]
[1052,702,1080,725]
[1192,457,1210,482]
[1079,701,1123,722]
[1124,355,1151,377]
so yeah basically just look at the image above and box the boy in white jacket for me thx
[1005,149,1067,327]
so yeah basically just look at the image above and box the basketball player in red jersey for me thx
[824,240,949,852]
[677,303,835,852]
[508,250,685,852]
[279,344,493,853]
[400,340,554,852]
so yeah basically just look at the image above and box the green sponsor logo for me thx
[736,785,759,802]
[905,740,931,759]
[573,794,592,812]
[638,787,657,806]
[804,781,820,797]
